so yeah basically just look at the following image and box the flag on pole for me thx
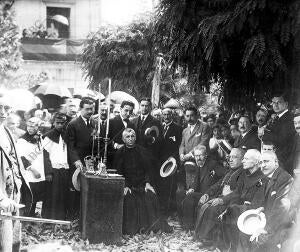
[151,56,163,108]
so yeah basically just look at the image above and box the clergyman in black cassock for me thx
[194,148,245,243]
[113,128,171,235]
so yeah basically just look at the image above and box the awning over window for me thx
[21,38,86,61]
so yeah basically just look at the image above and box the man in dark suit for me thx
[239,152,293,252]
[131,97,162,156]
[65,98,96,215]
[108,100,135,154]
[158,108,182,215]
[178,145,225,230]
[234,116,261,151]
[262,93,296,175]
[131,98,162,184]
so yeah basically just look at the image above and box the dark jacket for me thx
[131,114,162,157]
[65,116,96,166]
[191,158,225,195]
[159,121,182,162]
[109,115,135,146]
[205,166,243,199]
[113,144,152,187]
[234,127,261,151]
[262,111,296,174]
[263,168,293,233]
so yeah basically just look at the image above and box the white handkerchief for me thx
[271,191,277,196]
[195,133,202,137]
[169,136,176,142]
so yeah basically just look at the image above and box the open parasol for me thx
[7,89,42,111]
[51,15,69,26]
[107,91,139,114]
[34,83,72,98]
[164,98,181,109]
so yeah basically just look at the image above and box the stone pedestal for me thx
[80,173,125,244]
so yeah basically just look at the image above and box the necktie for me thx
[86,120,90,128]
[123,119,129,127]
[141,116,145,125]
[163,124,169,137]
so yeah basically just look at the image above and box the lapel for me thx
[116,115,125,129]
[265,168,280,195]
[142,114,152,128]
[78,116,87,129]
[188,121,201,141]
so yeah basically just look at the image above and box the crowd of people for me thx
[0,90,300,251]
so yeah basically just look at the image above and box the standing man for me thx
[65,98,78,124]
[179,107,210,163]
[262,93,296,174]
[0,94,32,252]
[43,113,69,220]
[131,98,162,184]
[17,117,51,217]
[255,108,268,140]
[234,116,261,151]
[109,100,135,152]
[131,97,162,158]
[65,98,96,216]
[179,107,211,189]
[158,108,182,215]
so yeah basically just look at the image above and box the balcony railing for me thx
[21,38,86,61]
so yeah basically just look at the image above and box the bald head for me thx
[242,149,261,172]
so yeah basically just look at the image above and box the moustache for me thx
[296,127,300,130]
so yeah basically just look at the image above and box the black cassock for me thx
[113,145,168,235]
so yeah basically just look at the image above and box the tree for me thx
[155,0,300,107]
[0,1,22,84]
[81,19,156,98]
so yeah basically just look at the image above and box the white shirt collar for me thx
[277,109,288,118]
[141,114,149,120]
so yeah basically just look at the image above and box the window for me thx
[47,7,70,38]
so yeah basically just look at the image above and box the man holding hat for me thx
[158,107,182,216]
[216,150,268,251]
[239,152,292,252]
[131,98,162,183]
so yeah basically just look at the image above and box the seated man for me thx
[194,148,245,242]
[219,149,268,251]
[177,145,225,230]
[113,128,171,235]
[239,152,293,252]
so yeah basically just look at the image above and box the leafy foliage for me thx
[155,0,300,107]
[0,1,22,83]
[81,19,156,98]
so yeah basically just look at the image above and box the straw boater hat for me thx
[72,167,81,191]
[160,156,177,177]
[145,125,159,140]
[237,209,266,235]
